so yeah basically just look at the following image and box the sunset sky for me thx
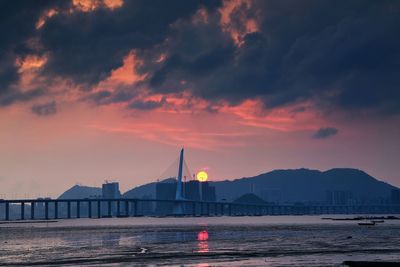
[1,0,399,198]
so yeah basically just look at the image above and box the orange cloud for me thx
[219,99,323,132]
[88,116,254,150]
[72,0,123,12]
[141,92,324,133]
[108,51,146,85]
[103,0,123,9]
[16,55,47,72]
[155,54,167,63]
[83,86,328,151]
[93,51,147,99]
[15,55,48,92]
[36,8,58,29]
[219,0,259,46]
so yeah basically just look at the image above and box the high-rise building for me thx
[155,178,218,214]
[200,182,216,202]
[184,180,201,201]
[102,182,121,216]
[102,182,121,199]
[155,181,176,214]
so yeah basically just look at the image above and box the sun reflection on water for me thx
[197,230,209,253]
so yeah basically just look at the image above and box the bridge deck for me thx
[0,198,399,221]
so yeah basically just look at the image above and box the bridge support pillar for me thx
[67,201,71,219]
[55,201,58,219]
[117,200,120,216]
[192,202,196,216]
[5,202,9,221]
[125,201,129,216]
[108,201,112,217]
[21,202,25,220]
[88,201,92,218]
[133,201,138,217]
[77,201,81,218]
[97,200,101,218]
[45,201,49,220]
[31,202,35,220]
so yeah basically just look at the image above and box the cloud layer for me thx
[1,0,400,122]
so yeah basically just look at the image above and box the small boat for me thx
[358,221,375,226]
[371,220,384,223]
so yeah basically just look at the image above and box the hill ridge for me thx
[59,168,398,204]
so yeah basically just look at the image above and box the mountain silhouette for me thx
[58,168,398,203]
[58,184,101,199]
[213,168,397,203]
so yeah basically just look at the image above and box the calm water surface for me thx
[1,216,400,266]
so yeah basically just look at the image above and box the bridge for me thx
[0,198,399,221]
[1,148,399,221]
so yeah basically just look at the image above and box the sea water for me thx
[1,216,400,266]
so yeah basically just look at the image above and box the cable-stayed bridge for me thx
[1,148,400,221]
[1,197,400,221]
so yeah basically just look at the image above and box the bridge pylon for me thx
[173,148,185,215]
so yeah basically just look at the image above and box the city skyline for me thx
[1,0,400,198]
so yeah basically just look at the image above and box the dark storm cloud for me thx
[142,0,400,114]
[0,58,19,94]
[1,0,399,117]
[0,0,67,103]
[39,0,222,86]
[313,127,339,139]
[31,101,57,116]
[0,88,45,107]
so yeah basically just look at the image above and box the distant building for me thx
[184,180,201,201]
[200,182,216,202]
[102,182,121,216]
[154,179,217,214]
[390,189,400,204]
[102,182,121,199]
[155,181,176,214]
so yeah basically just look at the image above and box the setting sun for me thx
[196,171,208,182]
